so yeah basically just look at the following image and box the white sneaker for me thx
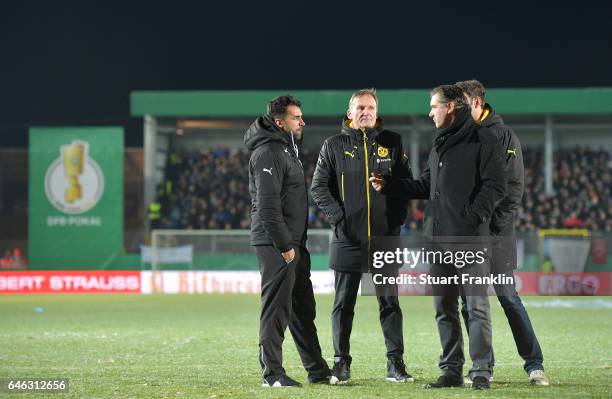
[529,370,549,386]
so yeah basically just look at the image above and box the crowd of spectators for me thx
[154,145,611,234]
[516,147,611,232]
[156,147,251,230]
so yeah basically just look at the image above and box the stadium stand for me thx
[155,146,611,233]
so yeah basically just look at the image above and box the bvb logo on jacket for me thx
[377,146,389,158]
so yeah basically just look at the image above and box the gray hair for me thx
[348,88,378,111]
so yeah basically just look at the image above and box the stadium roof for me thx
[131,88,612,117]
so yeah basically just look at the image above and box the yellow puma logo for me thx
[507,149,517,156]
[344,151,355,158]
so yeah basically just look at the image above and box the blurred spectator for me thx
[563,212,585,228]
[0,250,13,268]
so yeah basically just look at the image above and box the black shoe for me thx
[331,357,351,384]
[464,373,493,384]
[262,374,302,387]
[386,358,414,383]
[472,376,490,390]
[423,375,464,389]
[308,374,339,385]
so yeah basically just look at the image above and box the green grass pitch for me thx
[1,294,611,398]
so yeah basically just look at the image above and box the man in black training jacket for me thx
[245,95,333,388]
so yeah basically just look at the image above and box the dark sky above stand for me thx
[1,1,611,146]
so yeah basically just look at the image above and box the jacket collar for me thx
[341,117,383,142]
[478,103,505,128]
[434,107,475,154]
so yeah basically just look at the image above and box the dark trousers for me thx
[331,271,404,362]
[461,270,544,374]
[431,263,492,379]
[256,245,330,380]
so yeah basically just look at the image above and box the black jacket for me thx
[244,115,308,251]
[480,104,524,236]
[383,108,506,238]
[311,118,411,271]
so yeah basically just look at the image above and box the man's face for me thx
[275,105,305,140]
[347,94,377,129]
[428,93,454,129]
[464,93,482,121]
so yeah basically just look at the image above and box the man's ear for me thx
[274,118,283,129]
[447,101,456,114]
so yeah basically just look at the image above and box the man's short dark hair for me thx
[430,84,467,109]
[267,95,302,119]
[456,79,486,101]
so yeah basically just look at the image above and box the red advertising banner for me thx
[515,272,611,295]
[0,271,141,295]
[0,270,610,296]
[392,272,611,296]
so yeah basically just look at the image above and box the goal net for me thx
[539,229,591,272]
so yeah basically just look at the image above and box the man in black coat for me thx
[370,85,506,390]
[311,89,413,384]
[245,95,332,387]
[456,80,548,386]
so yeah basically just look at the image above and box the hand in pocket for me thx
[281,247,295,264]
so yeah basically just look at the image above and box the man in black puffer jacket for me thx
[311,88,413,384]
[456,80,548,387]
[245,95,332,387]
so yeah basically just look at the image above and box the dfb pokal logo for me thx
[44,141,105,214]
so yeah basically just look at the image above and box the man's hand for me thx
[369,171,386,192]
[281,248,295,264]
